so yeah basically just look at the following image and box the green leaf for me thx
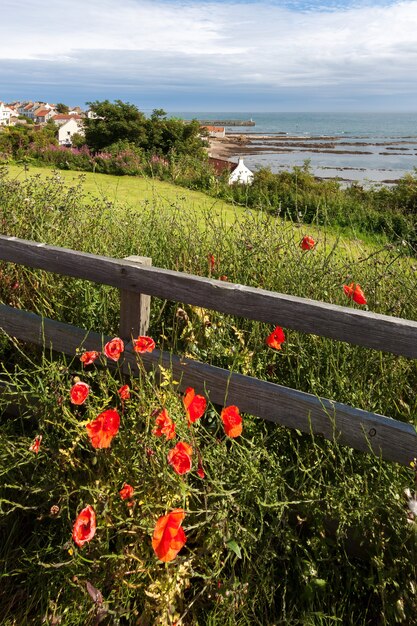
[226,540,242,559]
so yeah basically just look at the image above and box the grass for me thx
[1,166,417,624]
[3,162,393,249]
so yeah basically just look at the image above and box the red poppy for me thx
[133,336,156,353]
[183,387,207,424]
[266,326,286,350]
[72,505,96,548]
[208,253,215,271]
[153,408,176,440]
[29,434,42,454]
[219,275,228,282]
[301,236,316,250]
[119,483,134,500]
[70,381,90,405]
[167,441,193,475]
[86,409,120,449]
[104,337,124,361]
[197,461,205,479]
[152,508,187,562]
[221,405,243,438]
[343,282,367,305]
[118,385,130,400]
[80,351,100,366]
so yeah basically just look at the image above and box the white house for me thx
[201,125,226,138]
[0,102,13,126]
[58,118,84,145]
[228,158,254,185]
[34,107,56,123]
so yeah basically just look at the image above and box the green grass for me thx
[1,166,417,625]
[5,163,243,224]
[4,162,391,250]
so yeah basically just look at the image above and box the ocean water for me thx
[171,112,417,183]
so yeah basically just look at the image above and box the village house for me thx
[34,107,56,123]
[52,113,82,127]
[0,102,13,126]
[201,125,226,138]
[228,158,254,185]
[57,118,84,146]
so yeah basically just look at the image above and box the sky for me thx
[1,0,417,111]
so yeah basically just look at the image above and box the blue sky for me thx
[1,0,417,111]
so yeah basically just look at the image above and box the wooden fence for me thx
[1,233,417,465]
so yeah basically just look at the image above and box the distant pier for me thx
[194,119,255,127]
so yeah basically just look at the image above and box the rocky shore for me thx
[208,133,417,184]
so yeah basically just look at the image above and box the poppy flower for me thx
[221,405,243,438]
[86,409,120,449]
[118,384,130,400]
[152,508,187,562]
[301,236,316,250]
[29,434,42,454]
[167,441,193,475]
[80,351,100,366]
[72,505,96,548]
[183,387,207,424]
[119,483,134,500]
[197,461,205,479]
[70,381,90,405]
[343,282,367,305]
[133,336,156,353]
[208,253,215,271]
[153,408,176,440]
[104,337,124,361]
[219,275,228,282]
[266,326,286,350]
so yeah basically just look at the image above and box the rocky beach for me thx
[208,131,417,184]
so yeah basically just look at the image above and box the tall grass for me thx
[1,168,417,624]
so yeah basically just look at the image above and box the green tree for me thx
[84,100,148,152]
[55,103,69,114]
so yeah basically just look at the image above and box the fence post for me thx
[119,255,152,340]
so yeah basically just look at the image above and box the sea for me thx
[171,112,417,185]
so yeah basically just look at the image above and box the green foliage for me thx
[1,169,417,624]
[84,100,148,152]
[83,100,206,160]
[56,102,70,114]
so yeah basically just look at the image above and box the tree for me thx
[56,103,69,114]
[84,100,148,152]
[83,100,207,160]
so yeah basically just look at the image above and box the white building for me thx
[0,102,13,126]
[201,125,226,138]
[228,158,254,185]
[58,118,84,145]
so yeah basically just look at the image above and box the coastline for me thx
[208,133,413,184]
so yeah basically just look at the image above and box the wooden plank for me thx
[1,304,416,466]
[1,235,417,358]
[119,255,152,339]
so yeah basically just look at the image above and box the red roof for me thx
[201,126,225,133]
[52,114,82,120]
[35,109,51,117]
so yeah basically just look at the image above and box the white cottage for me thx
[58,118,84,146]
[228,158,254,185]
[0,102,13,126]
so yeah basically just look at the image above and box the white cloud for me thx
[1,0,417,106]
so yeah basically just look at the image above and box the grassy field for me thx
[5,163,243,223]
[1,166,417,625]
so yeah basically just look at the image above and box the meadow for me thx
[1,165,417,625]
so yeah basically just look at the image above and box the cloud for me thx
[1,0,417,109]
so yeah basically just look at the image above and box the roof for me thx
[35,108,51,117]
[209,157,234,175]
[201,126,225,133]
[52,114,82,120]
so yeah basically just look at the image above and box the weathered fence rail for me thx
[1,234,417,465]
